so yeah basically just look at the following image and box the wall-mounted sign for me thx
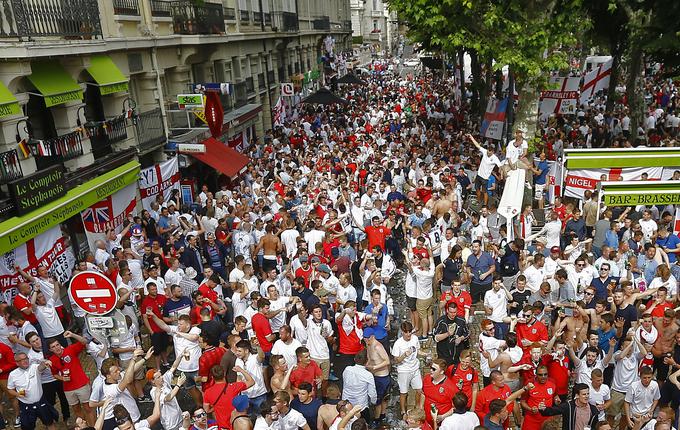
[178,143,206,153]
[281,83,294,96]
[177,94,204,109]
[9,165,66,215]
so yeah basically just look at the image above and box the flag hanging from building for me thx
[580,59,613,105]
[0,226,75,304]
[480,98,508,141]
[81,183,137,251]
[538,77,580,121]
[139,157,180,212]
[563,166,663,199]
[273,97,286,127]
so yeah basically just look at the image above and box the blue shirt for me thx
[291,397,323,429]
[486,174,496,197]
[466,252,495,285]
[604,230,619,249]
[657,234,680,263]
[534,160,549,185]
[597,328,617,353]
[638,255,659,284]
[363,303,389,340]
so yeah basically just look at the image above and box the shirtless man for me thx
[255,224,282,274]
[651,309,679,382]
[618,280,659,308]
[429,191,454,219]
[555,303,590,346]
[365,333,391,424]
[270,355,294,395]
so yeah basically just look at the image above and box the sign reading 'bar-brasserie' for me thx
[603,193,680,206]
[9,165,66,215]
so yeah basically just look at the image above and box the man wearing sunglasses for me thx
[181,407,217,430]
[520,365,558,430]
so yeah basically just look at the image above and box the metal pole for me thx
[505,68,514,144]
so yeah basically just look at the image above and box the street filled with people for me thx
[2,55,680,430]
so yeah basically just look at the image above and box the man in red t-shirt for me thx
[48,331,95,424]
[295,256,313,288]
[141,282,169,369]
[541,340,570,398]
[520,365,557,430]
[202,365,255,430]
[198,332,226,391]
[251,298,276,353]
[515,306,549,357]
[440,280,472,320]
[359,216,391,251]
[475,370,515,422]
[447,350,479,409]
[12,283,37,325]
[289,347,322,396]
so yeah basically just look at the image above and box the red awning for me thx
[192,137,250,178]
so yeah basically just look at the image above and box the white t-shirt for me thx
[479,333,504,377]
[34,298,64,338]
[8,363,43,404]
[281,230,300,259]
[304,230,326,254]
[412,266,435,300]
[612,350,641,392]
[440,412,480,430]
[102,376,141,421]
[625,380,660,415]
[111,324,139,361]
[236,353,267,398]
[150,371,183,430]
[477,149,502,180]
[278,408,308,430]
[306,317,333,360]
[289,314,308,346]
[391,336,420,373]
[168,326,201,372]
[639,219,658,241]
[35,277,62,306]
[506,139,528,163]
[523,265,545,293]
[145,276,167,296]
[404,272,417,299]
[588,383,611,421]
[484,288,508,323]
[27,348,55,384]
[271,338,302,368]
[268,297,290,333]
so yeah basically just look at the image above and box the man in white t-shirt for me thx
[466,134,503,205]
[440,392,480,430]
[7,352,58,430]
[483,276,513,339]
[149,369,185,430]
[107,390,162,430]
[235,339,268,412]
[639,210,658,243]
[391,321,423,417]
[100,348,153,428]
[271,325,302,368]
[624,366,660,427]
[148,313,203,407]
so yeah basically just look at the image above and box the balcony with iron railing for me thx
[0,149,23,184]
[84,115,129,159]
[239,9,250,24]
[171,1,225,35]
[135,108,167,152]
[312,15,330,31]
[26,130,84,170]
[150,0,172,17]
[272,11,298,32]
[0,0,103,40]
[113,0,140,15]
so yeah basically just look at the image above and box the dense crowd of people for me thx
[1,55,680,430]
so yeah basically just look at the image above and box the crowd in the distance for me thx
[1,56,680,430]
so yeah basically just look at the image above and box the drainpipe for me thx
[150,46,170,140]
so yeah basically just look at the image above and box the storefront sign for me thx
[177,94,204,108]
[0,102,20,118]
[100,82,129,96]
[603,193,680,206]
[0,161,140,254]
[9,165,66,215]
[45,90,83,108]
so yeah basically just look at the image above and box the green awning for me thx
[27,62,83,107]
[0,82,20,118]
[86,55,129,95]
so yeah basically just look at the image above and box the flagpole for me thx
[505,69,514,144]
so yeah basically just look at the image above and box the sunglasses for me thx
[600,268,609,271]
[537,373,548,376]
[577,264,585,267]
[585,292,594,296]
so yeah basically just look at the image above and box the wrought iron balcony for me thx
[113,0,139,15]
[150,0,172,17]
[27,130,84,171]
[84,115,129,159]
[171,1,225,35]
[272,11,298,32]
[224,7,236,21]
[313,15,330,31]
[239,9,249,23]
[0,149,23,184]
[0,0,103,40]
[136,108,167,152]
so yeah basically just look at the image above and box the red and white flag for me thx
[273,97,286,127]
[0,226,75,304]
[139,157,180,212]
[563,166,663,199]
[539,77,580,120]
[580,59,613,105]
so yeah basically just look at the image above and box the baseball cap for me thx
[148,264,158,271]
[550,246,560,253]
[132,225,143,236]
[300,255,308,263]
[317,264,331,273]
[315,288,330,298]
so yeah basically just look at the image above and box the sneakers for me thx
[138,394,153,403]
[13,417,19,428]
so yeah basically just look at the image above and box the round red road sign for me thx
[68,270,118,315]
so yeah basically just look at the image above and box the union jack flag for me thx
[81,199,113,232]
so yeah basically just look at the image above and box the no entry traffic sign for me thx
[68,270,118,315]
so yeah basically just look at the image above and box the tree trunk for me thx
[625,42,644,141]
[469,49,482,120]
[481,56,493,118]
[495,70,503,99]
[605,42,623,112]
[458,48,466,102]
[514,79,540,138]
